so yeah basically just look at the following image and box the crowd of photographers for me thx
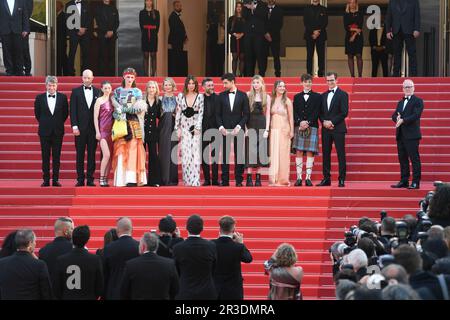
[330,182,450,300]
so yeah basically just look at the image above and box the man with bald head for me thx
[103,217,139,300]
[391,79,423,189]
[70,70,101,186]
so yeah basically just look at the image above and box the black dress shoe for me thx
[246,175,253,187]
[203,180,211,186]
[294,179,302,186]
[41,181,50,187]
[87,181,96,187]
[236,182,243,187]
[126,183,138,187]
[391,181,409,188]
[75,181,84,187]
[212,181,220,186]
[52,181,62,187]
[338,179,345,188]
[220,182,229,187]
[316,179,331,187]
[255,174,262,187]
[408,182,420,189]
[305,179,313,187]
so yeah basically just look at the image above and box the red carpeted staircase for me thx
[0,76,449,299]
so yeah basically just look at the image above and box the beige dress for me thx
[269,100,292,186]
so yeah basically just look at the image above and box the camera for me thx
[378,254,395,269]
[416,210,432,233]
[419,191,434,213]
[380,210,388,221]
[433,181,444,187]
[396,221,409,242]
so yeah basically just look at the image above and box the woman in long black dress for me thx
[344,0,364,77]
[228,2,245,76]
[144,80,162,186]
[139,0,160,76]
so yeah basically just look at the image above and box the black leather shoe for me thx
[338,179,345,188]
[41,181,50,187]
[255,174,262,187]
[212,181,220,186]
[305,179,313,187]
[220,182,229,187]
[87,181,96,187]
[126,183,138,187]
[316,179,331,186]
[294,179,302,186]
[52,181,62,187]
[75,181,84,187]
[202,180,211,186]
[391,181,409,188]
[246,175,253,187]
[236,182,243,187]
[408,182,420,189]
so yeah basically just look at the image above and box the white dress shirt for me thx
[84,86,93,108]
[327,87,338,110]
[303,90,311,102]
[47,92,57,115]
[7,0,15,15]
[76,0,82,15]
[228,90,236,112]
[402,96,410,112]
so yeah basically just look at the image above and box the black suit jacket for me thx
[94,3,119,38]
[267,5,283,40]
[103,235,139,300]
[144,99,161,143]
[0,251,52,300]
[38,236,73,291]
[65,0,93,35]
[70,85,100,133]
[0,0,30,35]
[391,95,423,140]
[156,234,184,259]
[120,252,179,300]
[54,247,104,300]
[211,237,253,300]
[319,88,349,134]
[242,0,268,35]
[173,236,217,300]
[385,0,420,35]
[369,26,387,49]
[168,11,187,50]
[303,4,328,41]
[34,92,69,137]
[203,93,219,131]
[293,91,321,128]
[216,90,250,130]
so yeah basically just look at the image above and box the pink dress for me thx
[99,100,114,152]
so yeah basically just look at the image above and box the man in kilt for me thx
[292,74,321,186]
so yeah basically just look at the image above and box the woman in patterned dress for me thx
[174,75,204,187]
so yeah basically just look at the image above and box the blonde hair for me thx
[248,75,268,113]
[346,0,359,13]
[274,243,298,267]
[163,77,177,93]
[145,80,160,101]
[271,80,287,108]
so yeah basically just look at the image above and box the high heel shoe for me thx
[100,176,110,187]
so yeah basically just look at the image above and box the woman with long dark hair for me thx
[139,0,160,76]
[228,2,246,76]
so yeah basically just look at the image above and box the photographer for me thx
[156,215,184,258]
[358,238,378,267]
[428,183,450,228]
[379,217,397,253]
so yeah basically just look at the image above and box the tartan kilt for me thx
[293,126,319,155]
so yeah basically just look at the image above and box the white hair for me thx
[346,249,368,271]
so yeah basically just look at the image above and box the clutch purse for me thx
[112,119,128,141]
[182,107,195,118]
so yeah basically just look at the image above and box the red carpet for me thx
[0,76,449,299]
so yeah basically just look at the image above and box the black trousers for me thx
[371,49,388,77]
[221,133,245,184]
[262,38,281,77]
[67,33,90,76]
[1,33,24,75]
[306,37,326,77]
[98,36,115,76]
[202,133,220,183]
[244,33,265,76]
[75,131,97,183]
[146,140,161,185]
[212,44,225,77]
[168,49,188,76]
[322,130,346,180]
[396,138,421,183]
[23,34,31,74]
[39,134,63,182]
[393,31,417,77]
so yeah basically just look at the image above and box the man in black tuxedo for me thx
[70,69,100,187]
[216,73,250,187]
[0,229,52,300]
[34,76,69,187]
[103,217,139,300]
[94,0,119,76]
[317,72,348,188]
[22,0,33,76]
[0,0,30,76]
[263,0,283,77]
[121,232,179,300]
[54,225,104,300]
[212,216,252,300]
[369,23,389,77]
[201,78,220,186]
[385,0,420,77]
[304,0,328,77]
[65,0,93,76]
[156,215,184,259]
[39,217,74,291]
[173,214,217,300]
[168,0,188,76]
[242,0,270,76]
[391,79,423,190]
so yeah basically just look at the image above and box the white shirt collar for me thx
[188,234,201,238]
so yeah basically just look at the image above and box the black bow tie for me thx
[84,86,92,90]
[303,92,310,96]
[328,89,335,94]
[75,0,81,4]
[403,96,410,101]
[48,94,56,98]
[228,91,236,95]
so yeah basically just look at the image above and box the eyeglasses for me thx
[326,79,336,82]
[403,86,413,89]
